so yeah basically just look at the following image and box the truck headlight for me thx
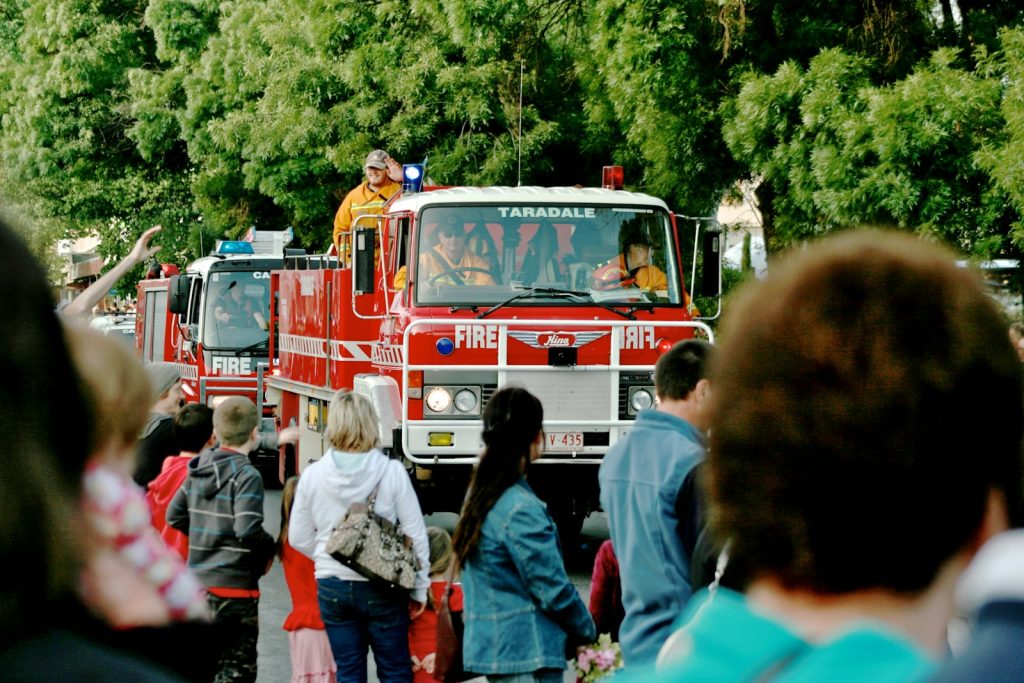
[425,387,452,413]
[628,387,654,414]
[454,389,478,413]
[423,385,482,417]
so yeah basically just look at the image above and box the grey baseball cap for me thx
[145,362,181,398]
[365,149,389,169]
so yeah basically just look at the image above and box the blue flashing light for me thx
[217,240,255,254]
[436,337,455,356]
[403,164,425,193]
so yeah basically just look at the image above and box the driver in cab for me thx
[417,222,496,288]
[214,281,268,330]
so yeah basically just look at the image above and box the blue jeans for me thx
[316,577,411,683]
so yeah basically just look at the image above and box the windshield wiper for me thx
[588,299,647,320]
[476,287,585,319]
[599,298,657,318]
[476,287,639,320]
[234,336,270,355]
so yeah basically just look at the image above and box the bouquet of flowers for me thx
[573,633,623,682]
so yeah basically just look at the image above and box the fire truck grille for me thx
[500,371,611,420]
[480,384,499,407]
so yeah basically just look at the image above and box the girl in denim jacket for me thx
[452,387,596,682]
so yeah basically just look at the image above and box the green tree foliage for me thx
[0,0,204,267]
[582,0,738,214]
[129,0,599,249]
[712,0,935,82]
[977,28,1024,249]
[723,45,1011,255]
[716,1,1023,255]
[3,0,1024,269]
[0,0,61,273]
[579,0,965,218]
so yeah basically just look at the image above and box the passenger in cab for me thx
[592,230,666,292]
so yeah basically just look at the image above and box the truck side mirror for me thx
[168,274,190,314]
[699,227,722,298]
[353,227,376,295]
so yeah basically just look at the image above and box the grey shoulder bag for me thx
[325,467,418,592]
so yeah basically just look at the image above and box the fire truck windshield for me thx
[202,271,270,350]
[413,205,682,307]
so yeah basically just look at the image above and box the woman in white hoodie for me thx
[289,390,429,683]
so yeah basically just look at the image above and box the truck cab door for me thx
[677,215,723,320]
[167,274,202,356]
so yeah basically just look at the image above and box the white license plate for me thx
[545,431,584,452]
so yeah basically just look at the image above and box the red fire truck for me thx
[266,170,719,536]
[136,230,289,482]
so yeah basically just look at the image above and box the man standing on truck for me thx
[332,149,403,258]
[599,340,713,667]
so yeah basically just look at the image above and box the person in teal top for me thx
[620,587,935,682]
[617,231,1023,682]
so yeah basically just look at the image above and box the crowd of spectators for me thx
[7,197,1024,683]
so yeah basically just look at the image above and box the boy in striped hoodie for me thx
[168,396,275,683]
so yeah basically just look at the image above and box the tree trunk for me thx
[755,180,776,258]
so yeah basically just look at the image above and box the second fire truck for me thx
[136,230,289,482]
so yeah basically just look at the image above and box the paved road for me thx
[256,489,609,683]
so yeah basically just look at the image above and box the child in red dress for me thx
[588,539,624,641]
[279,476,336,683]
[409,527,464,682]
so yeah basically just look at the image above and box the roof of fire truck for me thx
[185,253,284,278]
[389,185,670,213]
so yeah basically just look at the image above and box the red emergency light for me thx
[602,166,624,190]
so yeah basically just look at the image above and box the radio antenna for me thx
[517,60,524,187]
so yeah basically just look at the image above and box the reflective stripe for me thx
[351,199,388,213]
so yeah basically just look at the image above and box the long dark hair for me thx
[452,386,543,567]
